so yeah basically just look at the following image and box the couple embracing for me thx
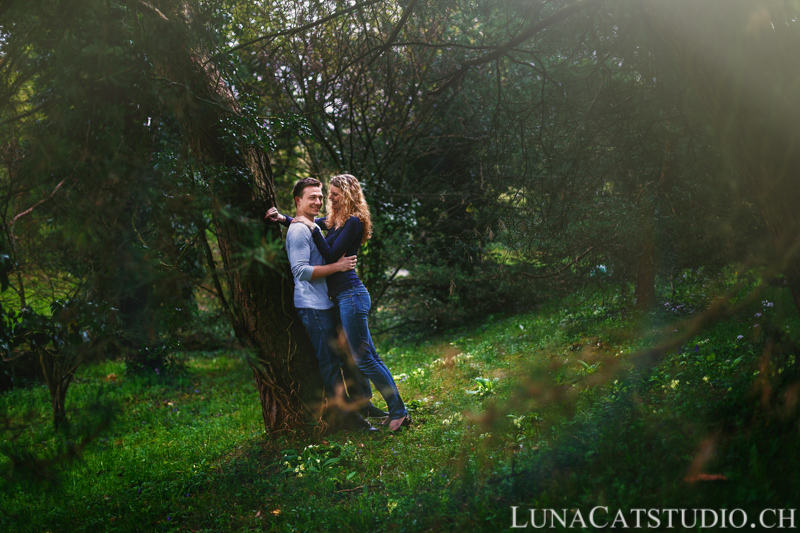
[266,174,411,433]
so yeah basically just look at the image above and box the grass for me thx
[2,275,800,531]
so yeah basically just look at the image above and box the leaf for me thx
[322,457,340,468]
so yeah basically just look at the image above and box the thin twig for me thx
[197,222,234,321]
[366,0,419,66]
[335,484,379,493]
[8,177,67,227]
[520,247,594,280]
[432,0,603,95]
[207,0,384,64]
[137,0,169,22]
[0,100,52,128]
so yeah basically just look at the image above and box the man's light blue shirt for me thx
[286,223,334,310]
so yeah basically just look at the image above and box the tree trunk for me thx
[634,234,656,311]
[645,0,800,314]
[38,347,69,429]
[52,377,69,430]
[139,2,325,431]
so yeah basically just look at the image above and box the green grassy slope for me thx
[2,282,799,532]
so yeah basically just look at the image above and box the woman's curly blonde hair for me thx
[327,174,372,244]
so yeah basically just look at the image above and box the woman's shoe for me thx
[389,415,412,432]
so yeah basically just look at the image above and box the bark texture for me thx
[139,2,325,431]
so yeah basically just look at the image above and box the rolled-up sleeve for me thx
[286,227,315,281]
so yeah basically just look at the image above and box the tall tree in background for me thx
[473,0,762,309]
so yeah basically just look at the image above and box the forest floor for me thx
[2,274,800,532]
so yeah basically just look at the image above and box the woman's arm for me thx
[291,215,330,228]
[310,217,362,263]
[265,207,327,229]
[286,215,328,228]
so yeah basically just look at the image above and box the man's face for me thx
[295,186,324,217]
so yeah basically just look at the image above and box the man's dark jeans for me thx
[296,307,343,398]
[296,306,372,403]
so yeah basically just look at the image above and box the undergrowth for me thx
[1,275,799,532]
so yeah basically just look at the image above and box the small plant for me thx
[465,377,499,399]
[2,299,115,428]
[406,397,430,411]
[125,339,183,376]
[279,441,355,479]
[441,413,464,425]
[577,359,599,374]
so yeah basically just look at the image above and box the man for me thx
[265,178,377,432]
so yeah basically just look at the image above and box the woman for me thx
[290,174,410,432]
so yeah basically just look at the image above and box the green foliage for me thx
[0,298,115,426]
[279,441,357,482]
[124,340,184,377]
[0,0,215,353]
[4,299,113,355]
[0,352,262,528]
[465,376,499,399]
[1,278,799,531]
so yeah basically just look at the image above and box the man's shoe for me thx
[360,403,389,419]
[348,412,379,433]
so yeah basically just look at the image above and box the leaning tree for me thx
[0,0,328,431]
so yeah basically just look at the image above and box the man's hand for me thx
[292,215,316,230]
[334,254,357,272]
[264,207,285,223]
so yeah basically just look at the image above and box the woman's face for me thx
[329,185,342,212]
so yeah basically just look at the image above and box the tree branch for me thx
[197,223,234,323]
[520,247,594,280]
[8,177,67,227]
[432,0,604,95]
[137,0,169,22]
[0,100,52,128]
[366,0,419,66]
[208,0,385,64]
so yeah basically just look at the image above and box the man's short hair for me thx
[292,177,322,200]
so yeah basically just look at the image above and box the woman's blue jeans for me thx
[334,286,408,420]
